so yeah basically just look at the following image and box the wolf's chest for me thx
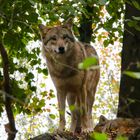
[51,71,84,92]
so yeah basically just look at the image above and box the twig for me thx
[124,28,135,36]
[14,20,35,34]
[0,90,25,106]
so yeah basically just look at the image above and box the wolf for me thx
[39,18,100,133]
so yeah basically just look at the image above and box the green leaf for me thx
[32,97,39,104]
[37,67,42,73]
[11,79,26,99]
[119,38,123,43]
[49,114,56,120]
[116,135,128,140]
[132,16,140,21]
[78,57,98,70]
[38,99,45,108]
[127,20,137,27]
[28,0,35,5]
[49,90,55,98]
[30,86,37,91]
[27,72,34,79]
[69,105,76,111]
[36,67,48,75]
[103,40,109,47]
[42,69,48,76]
[30,60,38,66]
[40,91,48,96]
[18,67,28,73]
[123,71,140,79]
[127,20,140,31]
[90,132,108,140]
[135,25,140,31]
[128,98,135,104]
[132,0,140,10]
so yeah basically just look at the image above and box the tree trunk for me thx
[0,43,17,140]
[117,2,140,118]
[78,4,93,43]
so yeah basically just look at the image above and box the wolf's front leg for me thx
[57,91,66,132]
[81,110,89,133]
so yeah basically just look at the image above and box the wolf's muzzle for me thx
[58,46,65,54]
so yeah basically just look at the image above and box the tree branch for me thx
[0,43,17,140]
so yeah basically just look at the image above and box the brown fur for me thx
[39,19,100,133]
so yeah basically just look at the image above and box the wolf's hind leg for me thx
[87,91,95,131]
[67,93,77,133]
[76,91,89,133]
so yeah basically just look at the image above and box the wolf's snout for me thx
[58,46,65,54]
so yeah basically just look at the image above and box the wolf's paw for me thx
[69,128,75,134]
[81,119,93,133]
[69,124,77,134]
[81,127,93,134]
[57,128,65,133]
[54,126,65,134]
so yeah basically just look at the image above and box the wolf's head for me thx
[39,18,76,59]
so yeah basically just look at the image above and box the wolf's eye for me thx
[44,36,57,45]
[63,34,69,39]
[63,34,75,42]
[50,35,57,41]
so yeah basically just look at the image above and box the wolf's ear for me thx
[99,115,108,123]
[38,24,46,32]
[39,24,51,34]
[63,18,73,30]
[38,24,50,38]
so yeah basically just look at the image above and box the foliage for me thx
[124,71,140,79]
[116,136,128,140]
[0,0,41,115]
[90,132,108,140]
[125,1,140,32]
[78,56,98,70]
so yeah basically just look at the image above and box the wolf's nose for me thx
[58,47,65,54]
